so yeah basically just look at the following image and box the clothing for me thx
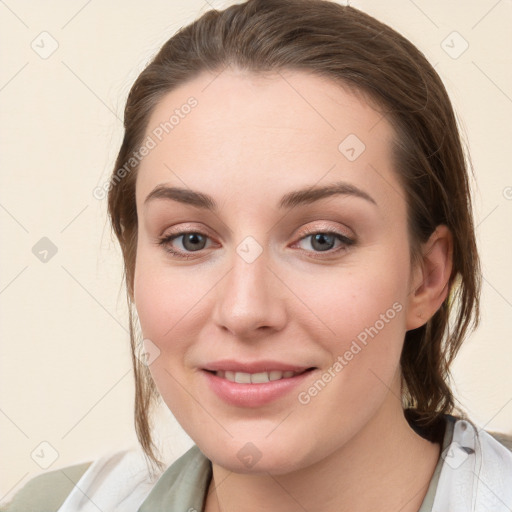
[417,414,454,512]
[2,414,511,511]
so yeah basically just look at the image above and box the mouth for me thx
[204,368,315,384]
[201,363,317,407]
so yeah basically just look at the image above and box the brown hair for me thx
[108,0,480,466]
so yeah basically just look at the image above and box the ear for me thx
[406,225,453,330]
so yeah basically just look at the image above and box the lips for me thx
[202,360,314,384]
[201,360,317,407]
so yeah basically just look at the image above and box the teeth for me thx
[234,372,252,384]
[250,372,270,383]
[215,370,303,383]
[269,370,283,381]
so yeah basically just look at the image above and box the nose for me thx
[211,243,288,339]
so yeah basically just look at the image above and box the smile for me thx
[212,369,308,383]
[202,365,316,407]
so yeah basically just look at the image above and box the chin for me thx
[198,437,317,475]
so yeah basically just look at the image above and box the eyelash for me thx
[156,227,355,260]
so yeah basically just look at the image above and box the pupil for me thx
[312,233,334,251]
[184,233,205,251]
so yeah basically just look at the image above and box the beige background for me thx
[1,0,511,502]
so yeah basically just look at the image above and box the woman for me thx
[3,0,511,510]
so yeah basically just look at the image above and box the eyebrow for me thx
[143,181,377,210]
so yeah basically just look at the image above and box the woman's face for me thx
[134,68,419,473]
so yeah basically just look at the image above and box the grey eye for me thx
[180,233,208,251]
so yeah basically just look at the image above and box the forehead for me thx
[135,68,399,211]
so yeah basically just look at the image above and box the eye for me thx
[157,231,212,259]
[294,230,355,256]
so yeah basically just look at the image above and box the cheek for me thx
[292,268,408,433]
[299,252,408,343]
[133,258,200,413]
[132,248,219,406]
[134,267,174,343]
[133,241,209,341]
[296,248,410,392]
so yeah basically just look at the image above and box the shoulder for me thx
[458,415,512,457]
[448,415,512,465]
[0,448,163,512]
[445,414,512,454]
[487,429,512,452]
[434,416,512,511]
[0,461,92,512]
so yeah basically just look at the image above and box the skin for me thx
[133,67,453,512]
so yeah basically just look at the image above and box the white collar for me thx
[433,418,512,511]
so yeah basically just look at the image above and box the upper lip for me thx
[202,360,315,373]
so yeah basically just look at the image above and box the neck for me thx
[204,389,442,512]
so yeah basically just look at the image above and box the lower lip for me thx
[202,369,315,407]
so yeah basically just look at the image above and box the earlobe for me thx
[406,225,453,330]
